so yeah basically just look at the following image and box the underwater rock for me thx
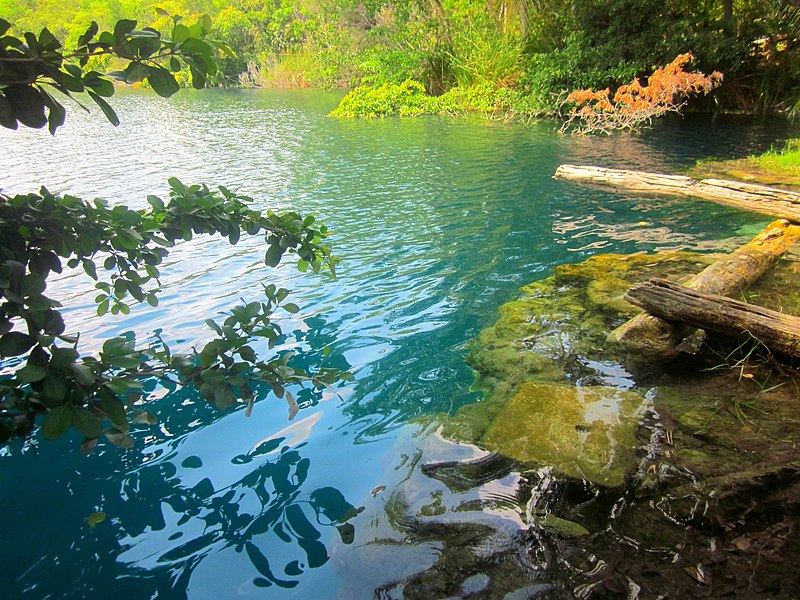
[477,382,645,487]
[531,510,591,538]
[466,251,719,397]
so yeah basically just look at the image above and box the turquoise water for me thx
[0,89,797,598]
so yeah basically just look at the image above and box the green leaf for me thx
[147,66,180,97]
[87,91,120,127]
[42,91,67,135]
[0,95,17,130]
[205,319,222,335]
[122,62,149,84]
[114,19,138,41]
[97,299,109,316]
[84,75,114,98]
[181,37,213,57]
[18,364,47,382]
[77,21,99,47]
[42,404,72,440]
[265,244,284,267]
[37,28,61,52]
[168,177,186,193]
[169,57,181,72]
[72,407,102,439]
[82,260,98,280]
[42,375,68,404]
[0,18,11,36]
[51,347,80,367]
[188,65,206,90]
[0,332,35,357]
[104,378,129,394]
[100,395,128,429]
[147,194,165,210]
[214,383,236,410]
[172,23,190,43]
[21,273,46,296]
[283,303,300,314]
[71,363,96,387]
[5,85,47,129]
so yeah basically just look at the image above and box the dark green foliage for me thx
[0,11,232,132]
[0,178,343,447]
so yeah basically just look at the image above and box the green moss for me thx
[531,510,591,538]
[418,490,446,517]
[689,139,800,190]
[476,382,645,487]
[466,251,717,402]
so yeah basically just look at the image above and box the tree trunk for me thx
[625,278,800,358]
[554,164,800,222]
[609,219,800,356]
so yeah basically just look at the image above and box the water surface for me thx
[0,89,797,598]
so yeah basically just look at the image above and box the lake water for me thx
[0,89,797,599]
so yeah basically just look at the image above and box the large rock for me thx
[479,382,645,487]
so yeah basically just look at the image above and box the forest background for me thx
[2,0,799,117]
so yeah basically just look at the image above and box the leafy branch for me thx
[0,179,344,448]
[0,11,234,133]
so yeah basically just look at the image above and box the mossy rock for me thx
[467,251,718,403]
[450,382,645,488]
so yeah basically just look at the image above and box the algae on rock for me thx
[480,382,645,487]
[466,251,718,402]
[445,251,719,486]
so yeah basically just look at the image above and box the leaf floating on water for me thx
[684,563,711,586]
[87,511,106,527]
[371,485,385,497]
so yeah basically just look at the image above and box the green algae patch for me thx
[478,382,645,487]
[466,251,717,401]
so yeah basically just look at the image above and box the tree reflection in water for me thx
[112,438,363,593]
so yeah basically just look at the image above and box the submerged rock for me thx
[469,382,644,487]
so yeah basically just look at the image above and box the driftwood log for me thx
[626,278,800,358]
[554,164,800,223]
[609,219,800,356]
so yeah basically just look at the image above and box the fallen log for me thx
[554,164,800,222]
[625,278,800,358]
[609,219,800,356]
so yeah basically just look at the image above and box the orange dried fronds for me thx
[561,53,723,134]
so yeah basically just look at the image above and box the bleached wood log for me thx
[608,219,800,356]
[554,164,800,222]
[625,278,800,358]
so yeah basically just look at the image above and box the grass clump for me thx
[752,138,800,171]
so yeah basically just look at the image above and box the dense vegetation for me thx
[3,0,799,118]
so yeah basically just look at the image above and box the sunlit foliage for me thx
[560,53,724,134]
